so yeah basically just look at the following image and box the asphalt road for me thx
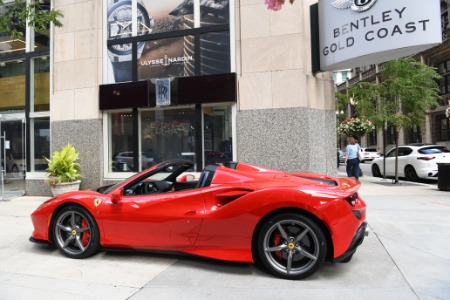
[0,175,449,300]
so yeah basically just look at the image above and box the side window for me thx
[403,148,413,156]
[386,150,396,158]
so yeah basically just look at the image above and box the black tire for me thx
[405,165,419,182]
[372,164,382,178]
[52,205,101,259]
[257,213,327,280]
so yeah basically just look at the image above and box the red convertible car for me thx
[30,160,367,280]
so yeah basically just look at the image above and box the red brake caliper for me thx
[81,219,90,246]
[273,232,282,259]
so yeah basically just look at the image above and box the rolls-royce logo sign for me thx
[332,0,377,12]
[156,78,171,106]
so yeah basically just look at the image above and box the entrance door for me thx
[0,114,26,200]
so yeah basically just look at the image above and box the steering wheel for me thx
[144,182,158,194]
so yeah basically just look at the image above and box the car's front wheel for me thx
[257,213,327,280]
[53,205,101,259]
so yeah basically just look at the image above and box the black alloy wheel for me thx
[53,205,101,259]
[257,213,327,280]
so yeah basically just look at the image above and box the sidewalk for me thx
[0,176,449,300]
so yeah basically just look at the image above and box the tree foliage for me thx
[0,0,63,39]
[341,58,441,182]
[348,58,441,131]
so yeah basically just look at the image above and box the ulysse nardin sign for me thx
[318,0,442,71]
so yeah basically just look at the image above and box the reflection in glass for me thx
[0,1,27,56]
[31,117,50,172]
[107,44,133,83]
[203,105,232,166]
[200,0,229,27]
[199,32,230,75]
[32,56,50,112]
[0,60,26,112]
[109,111,134,172]
[33,0,51,52]
[141,108,195,171]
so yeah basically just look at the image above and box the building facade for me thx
[0,0,336,197]
[335,0,450,152]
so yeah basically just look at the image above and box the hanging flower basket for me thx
[338,117,374,138]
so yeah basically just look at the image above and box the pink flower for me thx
[265,0,285,11]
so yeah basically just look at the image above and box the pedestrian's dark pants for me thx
[346,158,360,180]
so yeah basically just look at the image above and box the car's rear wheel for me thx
[53,205,100,259]
[405,165,419,182]
[372,164,382,177]
[257,213,327,280]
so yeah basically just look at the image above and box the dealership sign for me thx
[318,0,442,71]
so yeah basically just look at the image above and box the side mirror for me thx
[111,189,123,204]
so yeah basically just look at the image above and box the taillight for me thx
[417,156,435,161]
[345,193,357,206]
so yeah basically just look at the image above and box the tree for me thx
[346,58,441,183]
[0,0,63,39]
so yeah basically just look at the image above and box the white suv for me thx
[371,144,450,181]
[359,147,380,163]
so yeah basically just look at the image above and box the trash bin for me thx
[437,163,450,191]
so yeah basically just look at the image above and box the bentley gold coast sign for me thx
[318,0,442,71]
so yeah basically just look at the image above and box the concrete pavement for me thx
[0,176,449,300]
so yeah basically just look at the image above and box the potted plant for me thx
[45,143,82,196]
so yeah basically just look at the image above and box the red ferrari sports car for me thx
[30,159,367,280]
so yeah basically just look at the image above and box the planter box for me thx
[50,181,81,196]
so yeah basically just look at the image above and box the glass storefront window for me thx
[0,0,27,57]
[31,56,50,112]
[107,105,234,174]
[0,59,26,112]
[203,105,233,166]
[140,107,196,171]
[200,0,229,27]
[200,32,230,75]
[138,36,193,79]
[109,111,134,172]
[142,0,190,34]
[107,44,133,83]
[30,117,50,172]
[33,0,51,52]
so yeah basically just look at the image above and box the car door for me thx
[384,148,398,176]
[100,188,205,250]
[397,147,413,177]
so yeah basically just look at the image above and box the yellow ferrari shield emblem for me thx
[94,199,102,207]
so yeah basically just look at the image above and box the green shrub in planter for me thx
[45,143,82,186]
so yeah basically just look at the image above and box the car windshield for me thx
[365,149,377,152]
[419,147,450,154]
